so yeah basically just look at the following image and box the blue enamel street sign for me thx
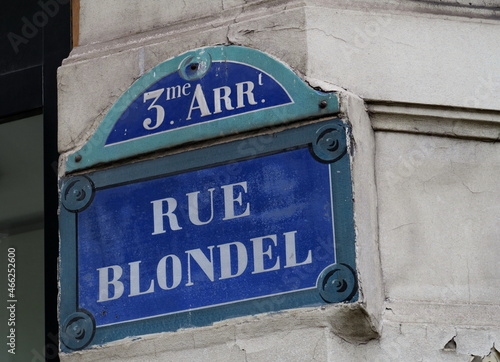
[59,119,357,351]
[79,148,333,326]
[59,47,355,351]
[66,46,339,172]
[105,61,293,146]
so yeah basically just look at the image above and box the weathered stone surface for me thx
[58,48,142,153]
[376,132,500,304]
[304,2,500,110]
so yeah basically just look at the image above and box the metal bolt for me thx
[73,325,83,338]
[75,155,82,163]
[190,63,198,71]
[68,322,85,339]
[319,100,327,109]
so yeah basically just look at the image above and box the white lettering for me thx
[152,182,251,232]
[186,84,211,120]
[151,198,183,235]
[236,81,258,109]
[218,242,248,279]
[185,247,215,286]
[283,230,312,268]
[186,188,215,226]
[182,83,191,96]
[143,89,165,130]
[96,231,313,302]
[157,255,182,290]
[213,86,234,114]
[251,234,280,274]
[221,182,250,220]
[165,85,182,100]
[128,261,155,297]
[97,265,124,302]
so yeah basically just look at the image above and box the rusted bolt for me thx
[75,155,82,163]
[319,100,327,109]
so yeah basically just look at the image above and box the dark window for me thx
[0,1,71,360]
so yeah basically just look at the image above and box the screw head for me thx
[72,324,84,339]
[319,100,327,109]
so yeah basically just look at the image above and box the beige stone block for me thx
[58,49,142,153]
[304,3,500,110]
[376,132,500,304]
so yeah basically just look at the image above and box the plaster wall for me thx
[377,132,500,305]
[58,0,500,360]
[304,2,500,110]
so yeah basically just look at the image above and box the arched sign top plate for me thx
[67,46,339,172]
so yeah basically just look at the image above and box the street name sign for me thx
[59,46,357,351]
